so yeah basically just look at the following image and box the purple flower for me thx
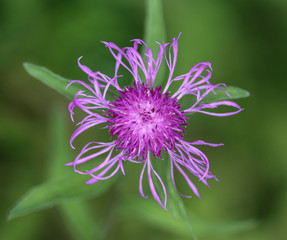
[66,34,242,209]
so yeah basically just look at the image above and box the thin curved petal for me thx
[85,158,122,184]
[139,160,148,199]
[147,154,167,209]
[185,100,243,116]
[173,157,201,198]
[169,155,192,198]
[70,118,107,149]
[191,140,224,147]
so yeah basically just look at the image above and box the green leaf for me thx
[143,0,166,87]
[119,199,191,236]
[23,62,81,100]
[144,0,166,47]
[8,171,116,221]
[119,199,257,238]
[23,62,117,101]
[201,86,250,104]
[179,85,249,111]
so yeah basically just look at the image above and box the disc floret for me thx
[106,84,188,161]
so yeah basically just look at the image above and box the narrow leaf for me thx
[119,199,257,237]
[143,0,166,87]
[119,199,191,236]
[8,172,116,220]
[144,0,166,47]
[179,86,249,111]
[201,86,250,104]
[24,62,116,101]
[23,62,81,99]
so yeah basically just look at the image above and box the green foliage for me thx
[8,107,115,232]
[23,62,116,101]
[8,1,255,240]
[119,199,257,238]
[143,0,166,87]
[7,168,115,221]
[179,86,249,111]
[201,86,250,104]
[23,63,80,100]
[144,0,166,47]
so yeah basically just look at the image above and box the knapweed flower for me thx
[66,34,242,209]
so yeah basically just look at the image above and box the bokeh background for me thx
[1,0,287,239]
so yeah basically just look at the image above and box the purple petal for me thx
[70,118,107,149]
[139,160,148,199]
[185,100,243,116]
[147,154,167,209]
[191,140,224,147]
[86,159,120,184]
[169,153,192,198]
[173,159,201,198]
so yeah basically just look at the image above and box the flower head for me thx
[106,83,188,160]
[67,34,242,209]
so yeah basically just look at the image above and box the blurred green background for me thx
[1,0,287,239]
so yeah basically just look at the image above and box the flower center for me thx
[106,84,187,160]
